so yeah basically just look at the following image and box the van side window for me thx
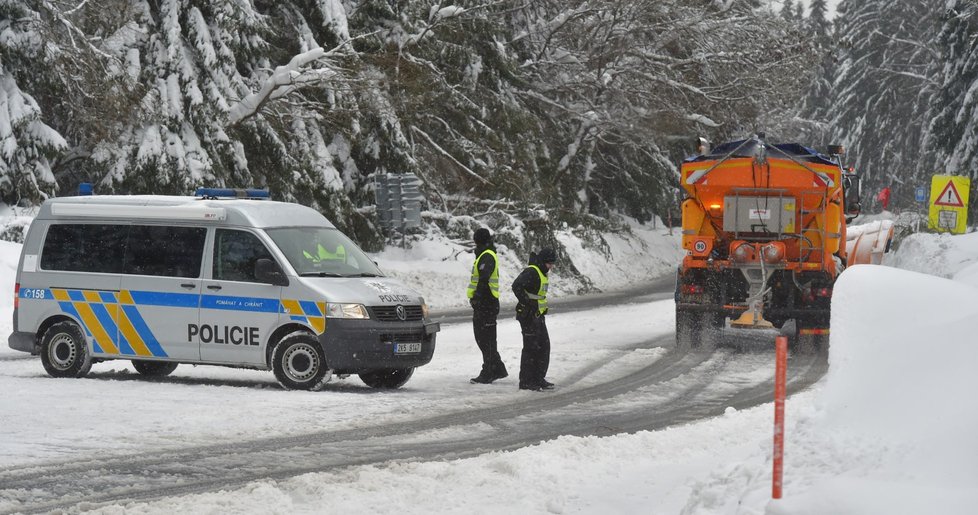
[125,226,206,278]
[41,224,127,273]
[213,229,274,282]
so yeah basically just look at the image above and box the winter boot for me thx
[491,362,509,381]
[470,366,492,384]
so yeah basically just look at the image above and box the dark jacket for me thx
[512,253,550,318]
[471,243,500,313]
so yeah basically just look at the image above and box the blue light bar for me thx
[195,188,270,199]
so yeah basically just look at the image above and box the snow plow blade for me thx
[730,309,775,329]
[846,220,895,265]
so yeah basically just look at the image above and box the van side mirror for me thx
[255,258,289,286]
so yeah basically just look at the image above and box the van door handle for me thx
[206,285,222,291]
[180,283,195,289]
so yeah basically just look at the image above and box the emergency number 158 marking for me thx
[21,288,46,299]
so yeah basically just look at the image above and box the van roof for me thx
[37,195,337,229]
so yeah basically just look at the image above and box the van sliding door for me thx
[117,225,206,361]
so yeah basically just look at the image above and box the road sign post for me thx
[375,174,425,246]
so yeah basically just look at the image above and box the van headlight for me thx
[421,301,429,319]
[325,303,369,319]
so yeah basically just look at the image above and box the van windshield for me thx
[265,227,383,278]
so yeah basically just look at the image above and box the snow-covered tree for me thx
[1,0,821,247]
[781,0,796,21]
[923,1,978,221]
[808,0,829,45]
[0,1,66,203]
[803,0,938,207]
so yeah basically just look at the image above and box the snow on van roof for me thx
[38,195,336,229]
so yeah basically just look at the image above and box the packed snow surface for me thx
[1,225,976,514]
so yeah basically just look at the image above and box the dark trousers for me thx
[518,315,550,386]
[473,310,504,374]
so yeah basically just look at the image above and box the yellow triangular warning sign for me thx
[934,180,965,207]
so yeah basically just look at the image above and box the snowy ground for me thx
[1,220,977,514]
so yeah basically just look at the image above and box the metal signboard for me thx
[927,175,970,234]
[375,174,424,232]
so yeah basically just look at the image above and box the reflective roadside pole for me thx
[773,335,787,499]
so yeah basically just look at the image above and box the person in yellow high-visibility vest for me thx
[303,243,346,264]
[467,228,508,384]
[512,247,556,391]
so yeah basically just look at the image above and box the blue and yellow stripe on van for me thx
[280,299,327,334]
[49,288,168,357]
[22,288,329,356]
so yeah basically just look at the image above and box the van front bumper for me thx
[8,331,38,354]
[319,319,440,373]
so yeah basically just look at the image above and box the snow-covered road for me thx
[0,277,818,513]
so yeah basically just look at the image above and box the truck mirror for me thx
[255,258,289,286]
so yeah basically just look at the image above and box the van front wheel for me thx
[359,368,415,389]
[272,332,331,391]
[132,360,178,377]
[40,321,93,378]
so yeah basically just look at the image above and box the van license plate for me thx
[394,343,421,354]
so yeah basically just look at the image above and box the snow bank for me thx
[767,266,978,514]
[886,230,978,288]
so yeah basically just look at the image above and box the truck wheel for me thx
[676,309,699,351]
[272,332,331,391]
[40,321,93,378]
[698,313,725,351]
[359,368,415,389]
[132,360,178,377]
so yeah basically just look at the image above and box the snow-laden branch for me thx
[227,33,375,126]
[685,113,719,127]
[227,47,329,125]
[410,126,492,185]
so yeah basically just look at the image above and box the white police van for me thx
[8,189,439,390]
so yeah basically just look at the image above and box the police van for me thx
[8,189,439,390]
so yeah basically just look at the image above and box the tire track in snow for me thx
[0,277,829,513]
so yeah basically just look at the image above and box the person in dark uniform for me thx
[467,228,508,384]
[512,248,556,391]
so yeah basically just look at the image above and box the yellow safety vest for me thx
[526,265,548,314]
[467,249,499,299]
[304,244,346,263]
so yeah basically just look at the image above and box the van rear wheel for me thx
[40,321,93,378]
[132,360,178,377]
[359,368,415,389]
[272,332,331,391]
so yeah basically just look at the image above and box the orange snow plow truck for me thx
[675,135,890,350]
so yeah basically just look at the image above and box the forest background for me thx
[1,0,975,257]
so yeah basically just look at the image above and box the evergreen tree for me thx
[781,0,795,21]
[923,1,978,221]
[0,0,821,247]
[808,0,829,46]
[0,1,66,203]
[812,0,939,207]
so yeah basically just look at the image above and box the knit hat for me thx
[536,247,557,264]
[473,228,492,245]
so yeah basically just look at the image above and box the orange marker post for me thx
[773,335,787,499]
